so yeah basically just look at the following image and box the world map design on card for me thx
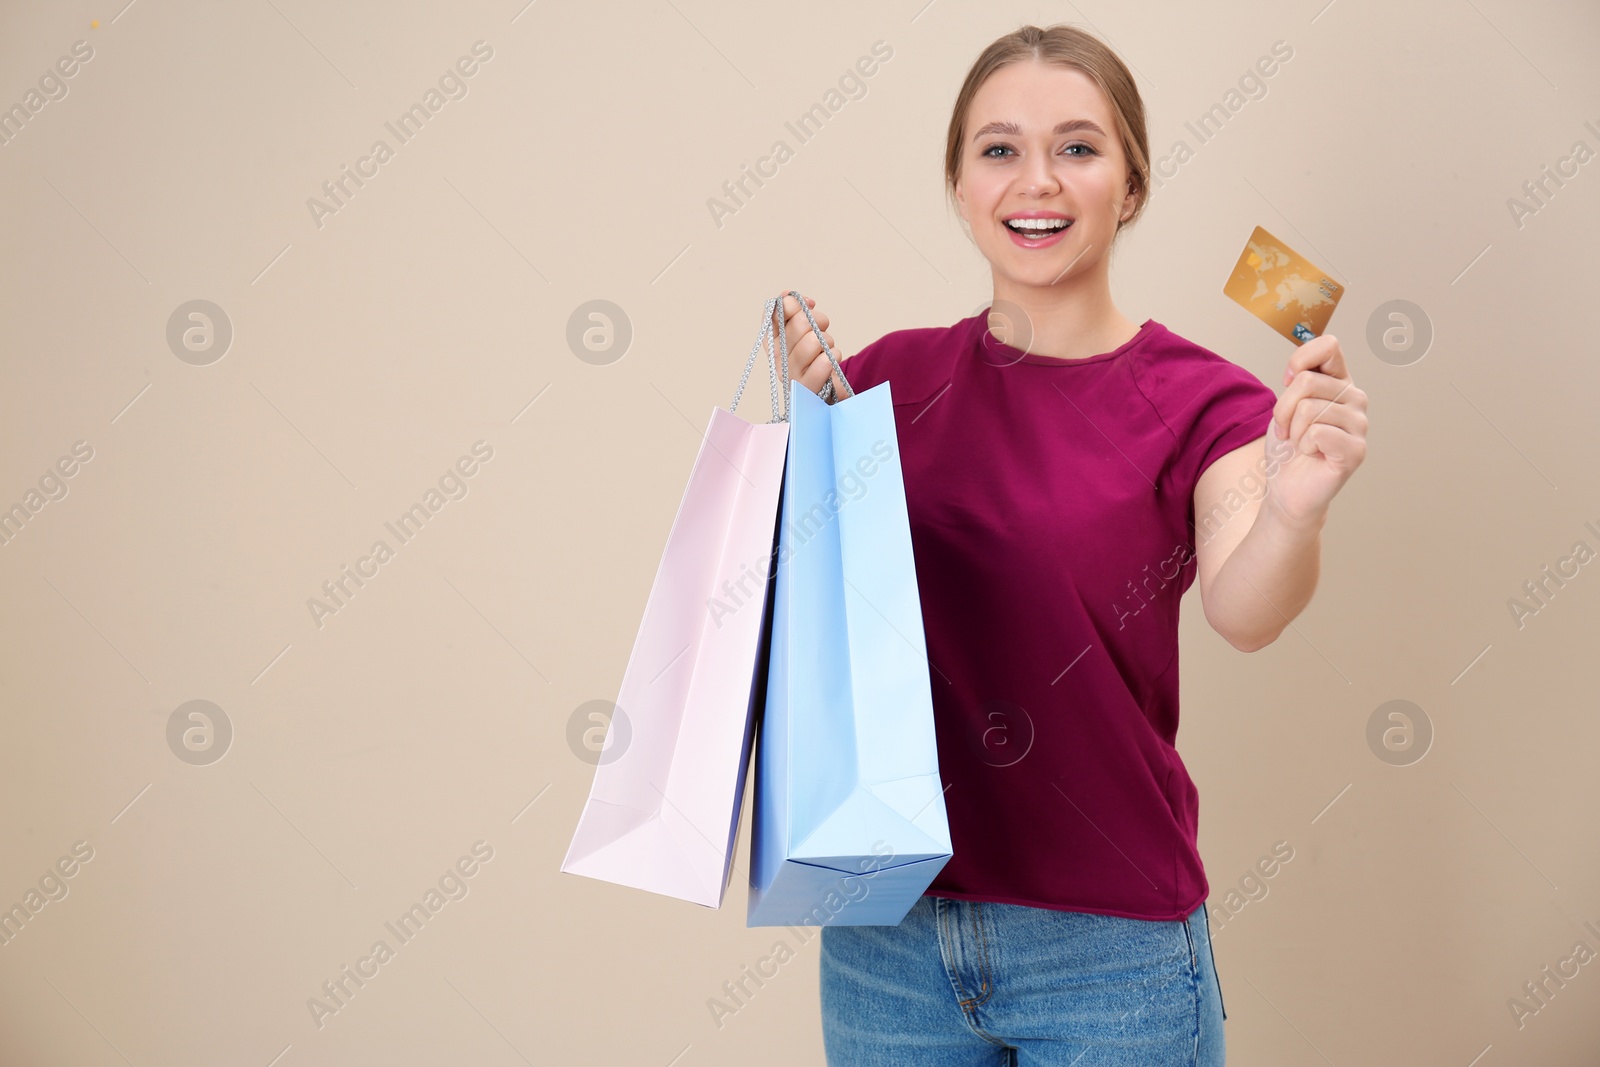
[1223,225,1344,345]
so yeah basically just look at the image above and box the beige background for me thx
[1,0,1598,1063]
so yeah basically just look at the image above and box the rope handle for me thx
[786,290,856,404]
[728,295,784,423]
[728,291,857,421]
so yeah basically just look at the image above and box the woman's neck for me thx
[988,278,1140,362]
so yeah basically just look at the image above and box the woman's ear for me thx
[952,178,976,242]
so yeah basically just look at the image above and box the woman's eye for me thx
[980,142,1097,159]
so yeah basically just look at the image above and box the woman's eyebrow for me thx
[971,118,1107,141]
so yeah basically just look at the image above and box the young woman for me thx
[772,22,1367,1067]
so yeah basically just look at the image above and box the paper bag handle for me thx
[730,291,857,422]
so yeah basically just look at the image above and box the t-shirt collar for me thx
[969,311,1159,367]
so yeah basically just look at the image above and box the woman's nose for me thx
[1021,154,1058,195]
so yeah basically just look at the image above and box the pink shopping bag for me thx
[561,297,795,907]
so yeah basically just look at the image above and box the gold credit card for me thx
[1223,225,1344,345]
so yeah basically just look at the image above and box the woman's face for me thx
[953,61,1136,290]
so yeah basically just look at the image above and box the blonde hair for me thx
[944,24,1150,235]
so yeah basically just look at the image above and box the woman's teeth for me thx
[1005,219,1072,239]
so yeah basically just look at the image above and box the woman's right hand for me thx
[772,292,845,400]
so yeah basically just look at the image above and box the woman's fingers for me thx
[803,333,840,395]
[774,324,817,383]
[768,292,837,397]
[807,352,836,394]
[780,296,808,370]
[784,303,817,371]
[815,331,837,364]
[781,295,827,332]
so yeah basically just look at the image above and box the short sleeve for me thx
[834,334,885,398]
[1170,357,1278,495]
[837,324,964,407]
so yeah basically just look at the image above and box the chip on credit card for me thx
[1223,225,1344,345]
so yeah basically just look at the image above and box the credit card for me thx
[1223,225,1344,345]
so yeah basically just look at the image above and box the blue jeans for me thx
[820,895,1226,1066]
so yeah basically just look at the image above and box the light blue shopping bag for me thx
[747,293,952,928]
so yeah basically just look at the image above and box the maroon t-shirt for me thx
[834,311,1278,922]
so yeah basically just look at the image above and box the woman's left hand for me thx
[1264,333,1368,527]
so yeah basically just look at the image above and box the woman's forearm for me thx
[1205,498,1325,652]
